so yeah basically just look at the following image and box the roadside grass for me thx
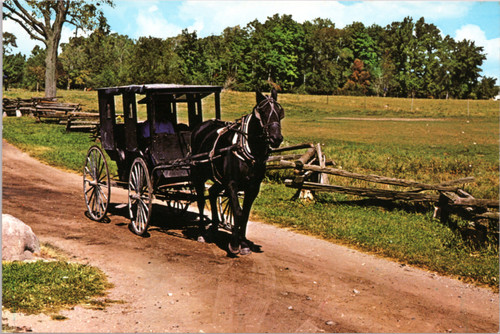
[2,89,499,290]
[2,117,117,175]
[2,261,112,315]
[1,243,123,330]
[2,243,114,317]
[252,184,499,289]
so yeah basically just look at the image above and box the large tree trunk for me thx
[43,3,65,99]
[44,37,58,98]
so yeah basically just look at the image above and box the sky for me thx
[3,0,500,81]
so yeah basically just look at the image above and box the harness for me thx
[207,96,283,184]
[231,114,255,162]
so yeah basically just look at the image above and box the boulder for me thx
[2,214,41,261]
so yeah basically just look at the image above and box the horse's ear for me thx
[256,90,265,104]
[271,87,278,101]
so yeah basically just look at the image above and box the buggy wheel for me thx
[128,157,153,236]
[167,198,191,214]
[166,185,194,215]
[83,145,110,221]
[216,192,243,232]
[216,195,234,232]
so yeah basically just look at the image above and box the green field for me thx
[3,88,499,290]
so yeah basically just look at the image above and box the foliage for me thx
[23,45,46,91]
[342,59,371,95]
[6,12,496,99]
[2,32,26,89]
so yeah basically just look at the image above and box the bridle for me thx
[252,96,284,143]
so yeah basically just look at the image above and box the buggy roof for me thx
[97,84,222,97]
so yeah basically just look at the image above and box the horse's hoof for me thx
[240,240,252,255]
[240,246,252,256]
[197,235,206,243]
[228,242,240,255]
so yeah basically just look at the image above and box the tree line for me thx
[3,13,498,99]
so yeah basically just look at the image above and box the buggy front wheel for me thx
[128,157,153,236]
[83,145,111,221]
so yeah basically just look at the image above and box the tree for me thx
[59,36,91,90]
[342,59,371,95]
[302,18,343,94]
[130,36,181,85]
[474,76,498,99]
[247,14,305,91]
[3,32,26,89]
[220,25,250,89]
[450,39,485,98]
[3,0,113,97]
[24,45,46,91]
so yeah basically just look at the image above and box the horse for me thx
[190,88,284,255]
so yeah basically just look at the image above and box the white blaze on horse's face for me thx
[266,102,284,148]
[255,89,284,149]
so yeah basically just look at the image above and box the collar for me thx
[232,114,255,162]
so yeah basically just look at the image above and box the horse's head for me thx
[254,88,284,148]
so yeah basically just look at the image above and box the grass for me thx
[2,256,112,315]
[2,88,499,290]
[2,242,119,327]
[252,185,499,288]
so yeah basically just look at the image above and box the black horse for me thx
[190,89,284,255]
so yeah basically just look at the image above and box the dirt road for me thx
[2,140,498,333]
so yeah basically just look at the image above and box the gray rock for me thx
[2,214,41,261]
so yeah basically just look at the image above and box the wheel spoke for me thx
[88,186,96,207]
[85,158,96,181]
[127,158,152,235]
[97,187,108,209]
[137,204,145,231]
[91,188,98,214]
[84,146,110,221]
[140,199,150,215]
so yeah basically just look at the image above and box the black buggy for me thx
[83,84,234,235]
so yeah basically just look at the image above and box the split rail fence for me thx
[3,97,99,132]
[267,143,499,228]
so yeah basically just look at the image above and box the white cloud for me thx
[134,5,183,38]
[3,17,89,56]
[3,18,44,56]
[455,24,500,80]
[175,0,472,36]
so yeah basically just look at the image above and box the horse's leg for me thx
[239,183,261,255]
[226,181,244,255]
[194,178,208,242]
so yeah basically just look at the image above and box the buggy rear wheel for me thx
[128,157,153,236]
[83,145,111,221]
[216,195,233,232]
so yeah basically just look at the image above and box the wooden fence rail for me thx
[3,97,99,132]
[268,143,498,225]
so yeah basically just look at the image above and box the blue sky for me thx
[4,1,500,81]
